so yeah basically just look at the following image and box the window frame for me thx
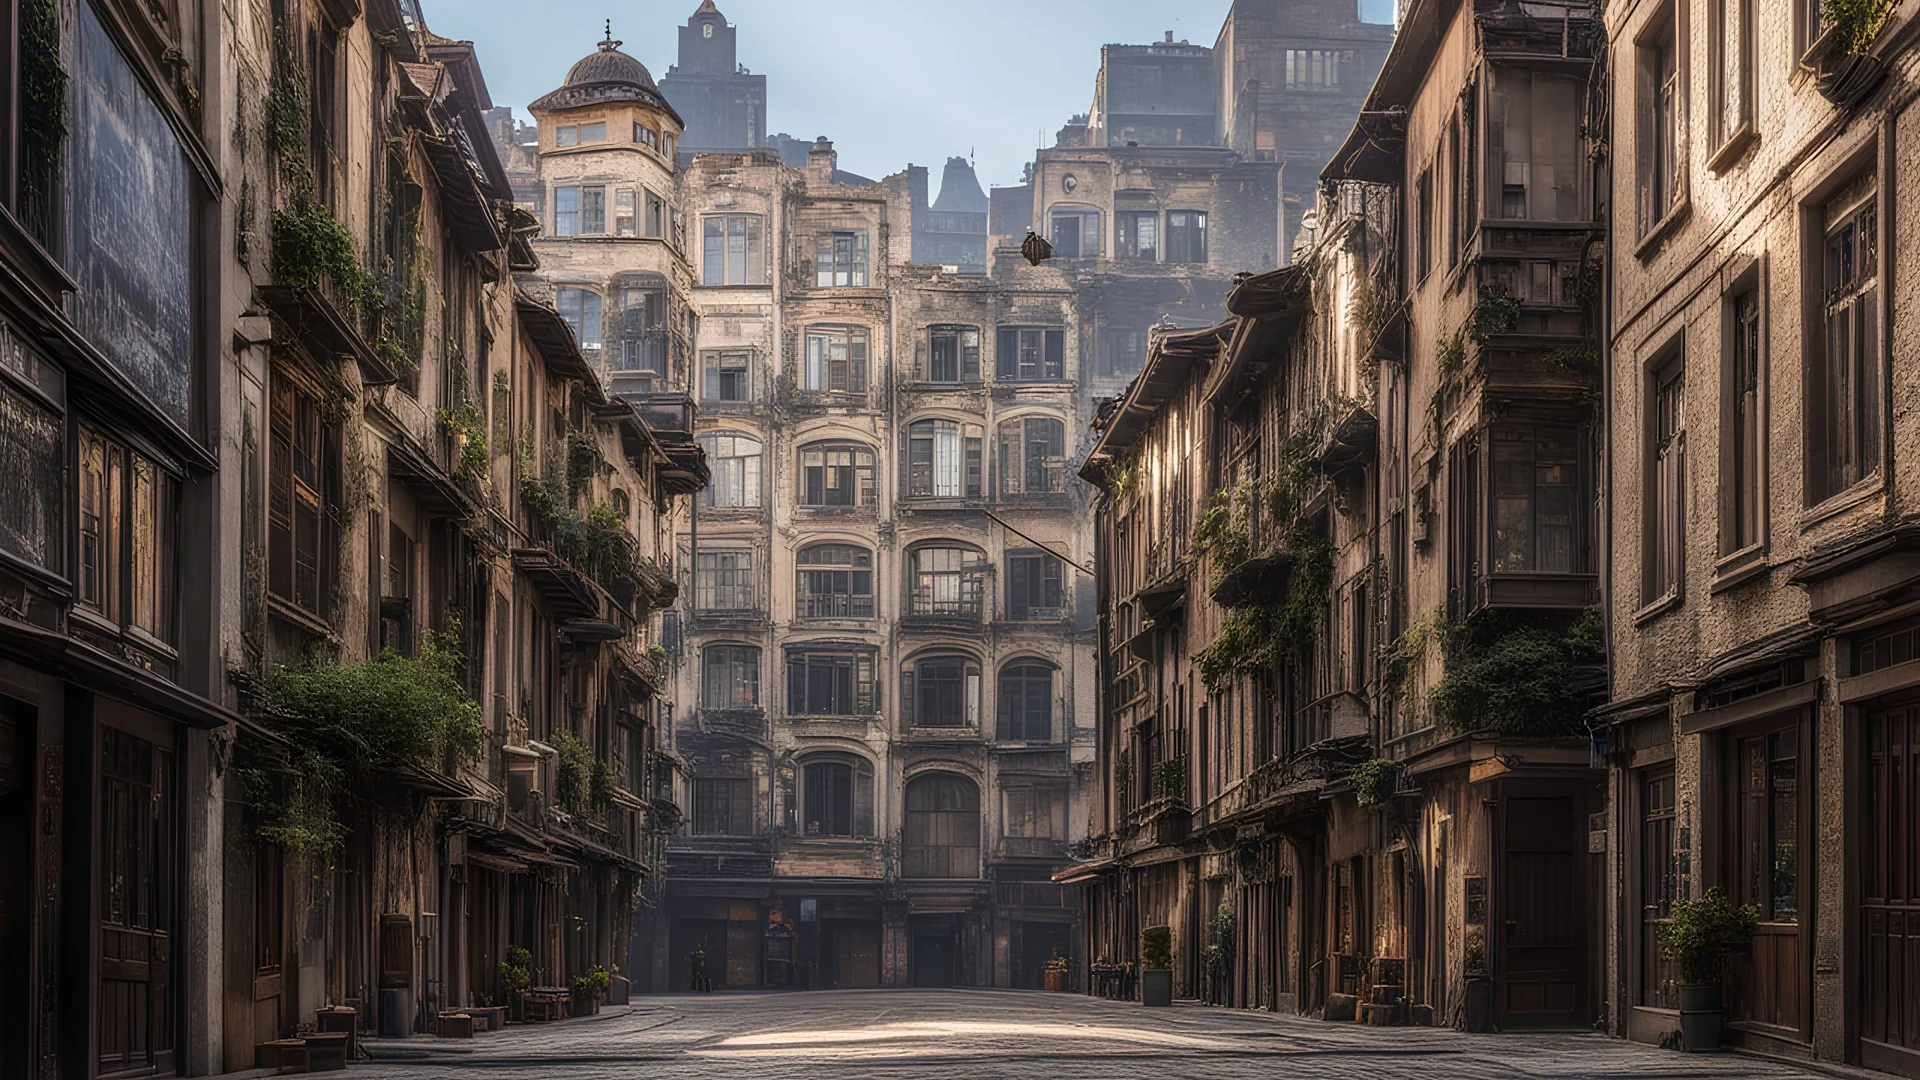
[1719,263,1767,563]
[1005,550,1065,621]
[801,326,870,394]
[700,350,754,405]
[1805,170,1883,508]
[924,325,982,383]
[996,662,1055,743]
[997,414,1067,499]
[1636,5,1685,241]
[1707,0,1756,162]
[691,776,753,836]
[902,773,981,878]
[1049,208,1100,259]
[1164,210,1209,264]
[77,422,181,647]
[901,653,982,728]
[786,647,878,717]
[814,230,871,288]
[797,441,878,507]
[905,419,984,499]
[907,543,986,619]
[1644,352,1687,608]
[794,543,875,619]
[800,754,873,838]
[555,287,603,351]
[694,548,756,611]
[995,327,1066,382]
[701,213,766,286]
[700,643,761,708]
[265,376,336,625]
[1115,210,1159,261]
[697,432,764,509]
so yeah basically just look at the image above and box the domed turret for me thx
[530,28,684,127]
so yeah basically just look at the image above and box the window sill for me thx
[1710,544,1770,593]
[1706,123,1759,175]
[1633,198,1692,262]
[694,283,773,291]
[906,381,987,392]
[267,596,339,642]
[1633,590,1684,627]
[1801,473,1885,530]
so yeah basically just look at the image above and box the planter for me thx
[1816,51,1887,107]
[1141,968,1173,1007]
[1678,983,1723,1052]
[570,991,601,1017]
[1044,968,1069,992]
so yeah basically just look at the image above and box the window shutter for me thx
[854,759,874,837]
[997,328,1017,379]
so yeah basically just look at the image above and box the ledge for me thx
[1679,679,1820,735]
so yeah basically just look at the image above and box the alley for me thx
[354,989,1833,1079]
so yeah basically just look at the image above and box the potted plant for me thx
[570,965,611,1016]
[1657,887,1758,1051]
[1043,950,1071,992]
[1140,925,1174,1007]
[498,945,532,1022]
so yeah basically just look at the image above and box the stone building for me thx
[0,1,699,1073]
[1592,0,1920,1066]
[658,1,767,156]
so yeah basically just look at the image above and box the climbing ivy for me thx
[1429,606,1605,737]
[548,729,614,819]
[436,405,490,482]
[1350,758,1401,807]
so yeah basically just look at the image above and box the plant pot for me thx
[1044,968,1068,992]
[1677,983,1723,1051]
[1816,51,1887,106]
[1141,968,1173,1007]
[570,991,600,1016]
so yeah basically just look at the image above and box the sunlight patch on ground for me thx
[691,1019,1236,1059]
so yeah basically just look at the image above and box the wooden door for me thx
[1496,785,1586,1029]
[1637,770,1679,1009]
[1863,707,1920,1077]
[97,726,175,1077]
[252,844,286,1042]
[1725,725,1805,1038]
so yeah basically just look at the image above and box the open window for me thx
[906,419,983,498]
[795,544,875,619]
[901,653,981,728]
[697,433,762,508]
[1049,208,1100,259]
[701,350,754,404]
[802,327,869,393]
[925,326,981,383]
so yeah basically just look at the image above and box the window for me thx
[798,442,877,506]
[903,774,980,878]
[556,121,606,145]
[1724,287,1764,554]
[1638,14,1681,234]
[1647,360,1685,602]
[695,549,755,610]
[633,123,658,150]
[698,433,762,508]
[997,416,1066,497]
[1002,786,1066,854]
[78,424,179,643]
[997,663,1054,742]
[645,191,665,238]
[906,419,983,498]
[925,326,981,383]
[556,288,602,350]
[909,545,986,618]
[1415,167,1434,280]
[802,328,869,393]
[1116,211,1159,260]
[614,286,665,378]
[1006,552,1064,621]
[701,644,760,707]
[664,132,676,160]
[692,777,752,836]
[795,544,874,619]
[815,230,870,288]
[701,214,765,285]
[581,186,606,233]
[787,649,877,716]
[1710,0,1754,147]
[1487,67,1584,221]
[801,756,873,837]
[1050,209,1100,258]
[615,189,637,236]
[1099,327,1146,379]
[1812,177,1881,502]
[701,351,753,404]
[1730,728,1802,923]
[382,523,414,654]
[266,381,334,621]
[1284,48,1343,88]
[554,185,580,236]
[996,328,1065,381]
[1165,211,1208,263]
[1491,422,1585,574]
[902,654,981,727]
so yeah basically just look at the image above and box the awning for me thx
[515,290,597,386]
[421,133,503,253]
[258,284,399,388]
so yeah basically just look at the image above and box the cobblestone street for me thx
[355,990,1836,1079]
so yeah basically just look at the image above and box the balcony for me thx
[698,707,768,742]
[903,592,983,631]
[995,879,1071,908]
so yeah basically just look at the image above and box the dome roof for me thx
[530,34,684,127]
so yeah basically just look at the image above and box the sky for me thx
[431,0,1396,194]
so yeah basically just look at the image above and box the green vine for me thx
[236,630,486,862]
[498,944,533,996]
[1468,290,1521,342]
[437,405,490,481]
[1429,606,1604,737]
[567,432,603,498]
[548,729,614,819]
[1350,758,1400,807]
[1823,0,1897,54]
[1151,756,1188,802]
[272,186,380,314]
[18,0,65,244]
[267,28,310,178]
[1195,533,1333,689]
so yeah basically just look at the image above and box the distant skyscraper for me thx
[658,1,767,155]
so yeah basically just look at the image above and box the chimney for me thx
[807,137,838,188]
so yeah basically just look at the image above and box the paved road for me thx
[356,989,1835,1079]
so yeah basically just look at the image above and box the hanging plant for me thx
[1350,758,1401,807]
[272,187,379,314]
[1823,0,1897,54]
[548,729,614,819]
[1429,606,1605,737]
[436,406,490,481]
[567,432,603,497]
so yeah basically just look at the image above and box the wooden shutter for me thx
[853,759,874,837]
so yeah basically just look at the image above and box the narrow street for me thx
[354,990,1833,1079]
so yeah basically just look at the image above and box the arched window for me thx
[797,442,877,506]
[908,545,986,619]
[997,416,1066,497]
[697,433,762,508]
[901,653,980,728]
[903,773,981,878]
[795,544,874,618]
[906,419,982,498]
[997,663,1055,743]
[701,645,760,708]
[802,754,874,837]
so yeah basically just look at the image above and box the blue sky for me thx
[431,0,1395,193]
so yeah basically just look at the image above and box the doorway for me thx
[911,915,956,987]
[1862,706,1919,1076]
[1495,780,1587,1029]
[1723,722,1808,1040]
[97,723,177,1077]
